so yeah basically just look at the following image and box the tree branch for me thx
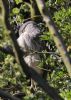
[35,0,71,77]
[10,28,63,100]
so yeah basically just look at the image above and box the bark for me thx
[35,0,71,77]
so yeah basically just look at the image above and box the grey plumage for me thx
[17,21,42,52]
[17,21,43,90]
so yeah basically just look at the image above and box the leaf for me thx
[15,0,22,5]
[12,8,20,14]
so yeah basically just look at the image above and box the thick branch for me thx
[10,29,63,100]
[35,0,71,77]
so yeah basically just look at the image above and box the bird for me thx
[17,21,44,91]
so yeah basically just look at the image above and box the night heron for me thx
[17,21,44,91]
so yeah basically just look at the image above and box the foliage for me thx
[0,0,71,100]
[54,7,71,45]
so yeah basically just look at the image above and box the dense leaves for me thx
[0,0,71,99]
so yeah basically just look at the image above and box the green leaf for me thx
[12,8,20,14]
[15,0,22,5]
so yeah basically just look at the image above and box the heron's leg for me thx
[30,79,37,93]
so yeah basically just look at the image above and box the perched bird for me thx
[17,21,44,91]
